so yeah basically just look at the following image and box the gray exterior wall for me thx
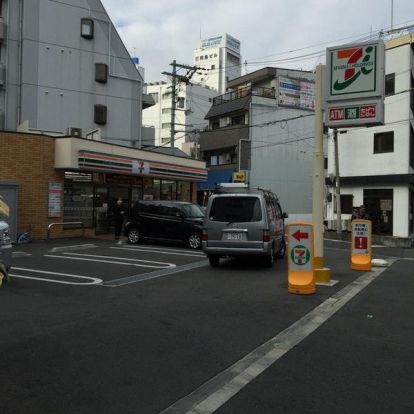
[249,96,315,215]
[1,0,143,145]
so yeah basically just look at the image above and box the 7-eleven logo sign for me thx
[331,44,377,95]
[291,245,310,266]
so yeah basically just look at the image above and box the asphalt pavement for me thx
[0,237,413,414]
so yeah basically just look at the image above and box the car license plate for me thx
[224,232,245,241]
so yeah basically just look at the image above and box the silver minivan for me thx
[0,220,12,284]
[202,184,287,267]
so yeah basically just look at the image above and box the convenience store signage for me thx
[325,40,385,127]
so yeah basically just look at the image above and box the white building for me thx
[326,33,414,240]
[192,34,242,94]
[142,81,216,153]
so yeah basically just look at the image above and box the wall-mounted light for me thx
[81,18,94,39]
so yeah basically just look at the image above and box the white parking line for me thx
[160,261,394,414]
[110,246,206,257]
[44,253,176,269]
[9,267,102,285]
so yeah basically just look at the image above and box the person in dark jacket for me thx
[114,198,126,241]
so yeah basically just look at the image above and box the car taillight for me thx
[263,229,270,242]
[202,229,208,241]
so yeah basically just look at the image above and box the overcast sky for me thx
[101,0,414,83]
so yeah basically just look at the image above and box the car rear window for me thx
[209,196,262,222]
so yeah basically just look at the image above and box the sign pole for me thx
[312,65,331,283]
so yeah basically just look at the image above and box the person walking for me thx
[114,197,126,242]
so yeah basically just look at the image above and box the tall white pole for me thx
[312,65,331,282]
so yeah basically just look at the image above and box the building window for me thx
[161,122,170,129]
[211,120,220,130]
[195,56,199,61]
[385,73,395,96]
[161,137,170,144]
[204,55,208,59]
[227,52,240,64]
[374,131,394,154]
[80,18,94,39]
[211,64,216,70]
[410,126,414,169]
[94,104,107,125]
[231,115,245,125]
[149,92,159,104]
[200,56,204,60]
[177,97,185,108]
[162,108,171,114]
[95,63,108,83]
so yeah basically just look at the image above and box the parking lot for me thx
[1,238,414,414]
[9,240,208,287]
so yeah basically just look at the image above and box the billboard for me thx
[278,77,315,110]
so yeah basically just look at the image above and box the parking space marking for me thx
[44,253,176,269]
[159,261,395,414]
[9,267,102,285]
[110,246,206,257]
[50,244,97,253]
[103,260,209,287]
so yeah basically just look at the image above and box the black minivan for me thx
[124,200,205,249]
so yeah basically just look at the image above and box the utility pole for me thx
[333,128,342,237]
[170,60,177,149]
[162,62,207,150]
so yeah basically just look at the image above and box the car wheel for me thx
[127,228,141,244]
[188,232,201,249]
[276,239,286,259]
[264,245,275,267]
[208,255,220,267]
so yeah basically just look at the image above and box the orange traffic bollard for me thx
[351,219,372,271]
[287,223,316,295]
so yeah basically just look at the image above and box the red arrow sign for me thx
[292,230,309,242]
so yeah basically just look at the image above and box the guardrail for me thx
[47,221,85,240]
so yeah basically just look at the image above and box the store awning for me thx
[197,168,234,191]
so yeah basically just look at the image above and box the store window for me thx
[63,174,94,227]
[143,178,160,200]
[149,92,159,104]
[177,181,191,201]
[160,181,176,200]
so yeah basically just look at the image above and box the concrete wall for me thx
[1,0,142,145]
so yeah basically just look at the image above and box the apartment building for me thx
[143,81,216,153]
[326,33,414,240]
[0,0,145,146]
[199,67,316,220]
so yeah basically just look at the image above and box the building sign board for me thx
[278,77,315,110]
[325,40,385,128]
[233,171,245,182]
[48,182,62,217]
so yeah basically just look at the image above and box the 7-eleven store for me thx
[57,137,207,236]
[0,132,207,241]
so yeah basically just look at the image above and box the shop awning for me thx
[197,168,234,191]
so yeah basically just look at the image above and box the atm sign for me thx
[329,104,376,121]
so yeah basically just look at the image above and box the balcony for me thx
[212,86,275,106]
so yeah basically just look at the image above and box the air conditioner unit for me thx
[66,127,83,137]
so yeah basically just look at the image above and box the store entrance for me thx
[107,187,130,236]
[363,189,393,235]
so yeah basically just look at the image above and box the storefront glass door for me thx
[363,189,393,235]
